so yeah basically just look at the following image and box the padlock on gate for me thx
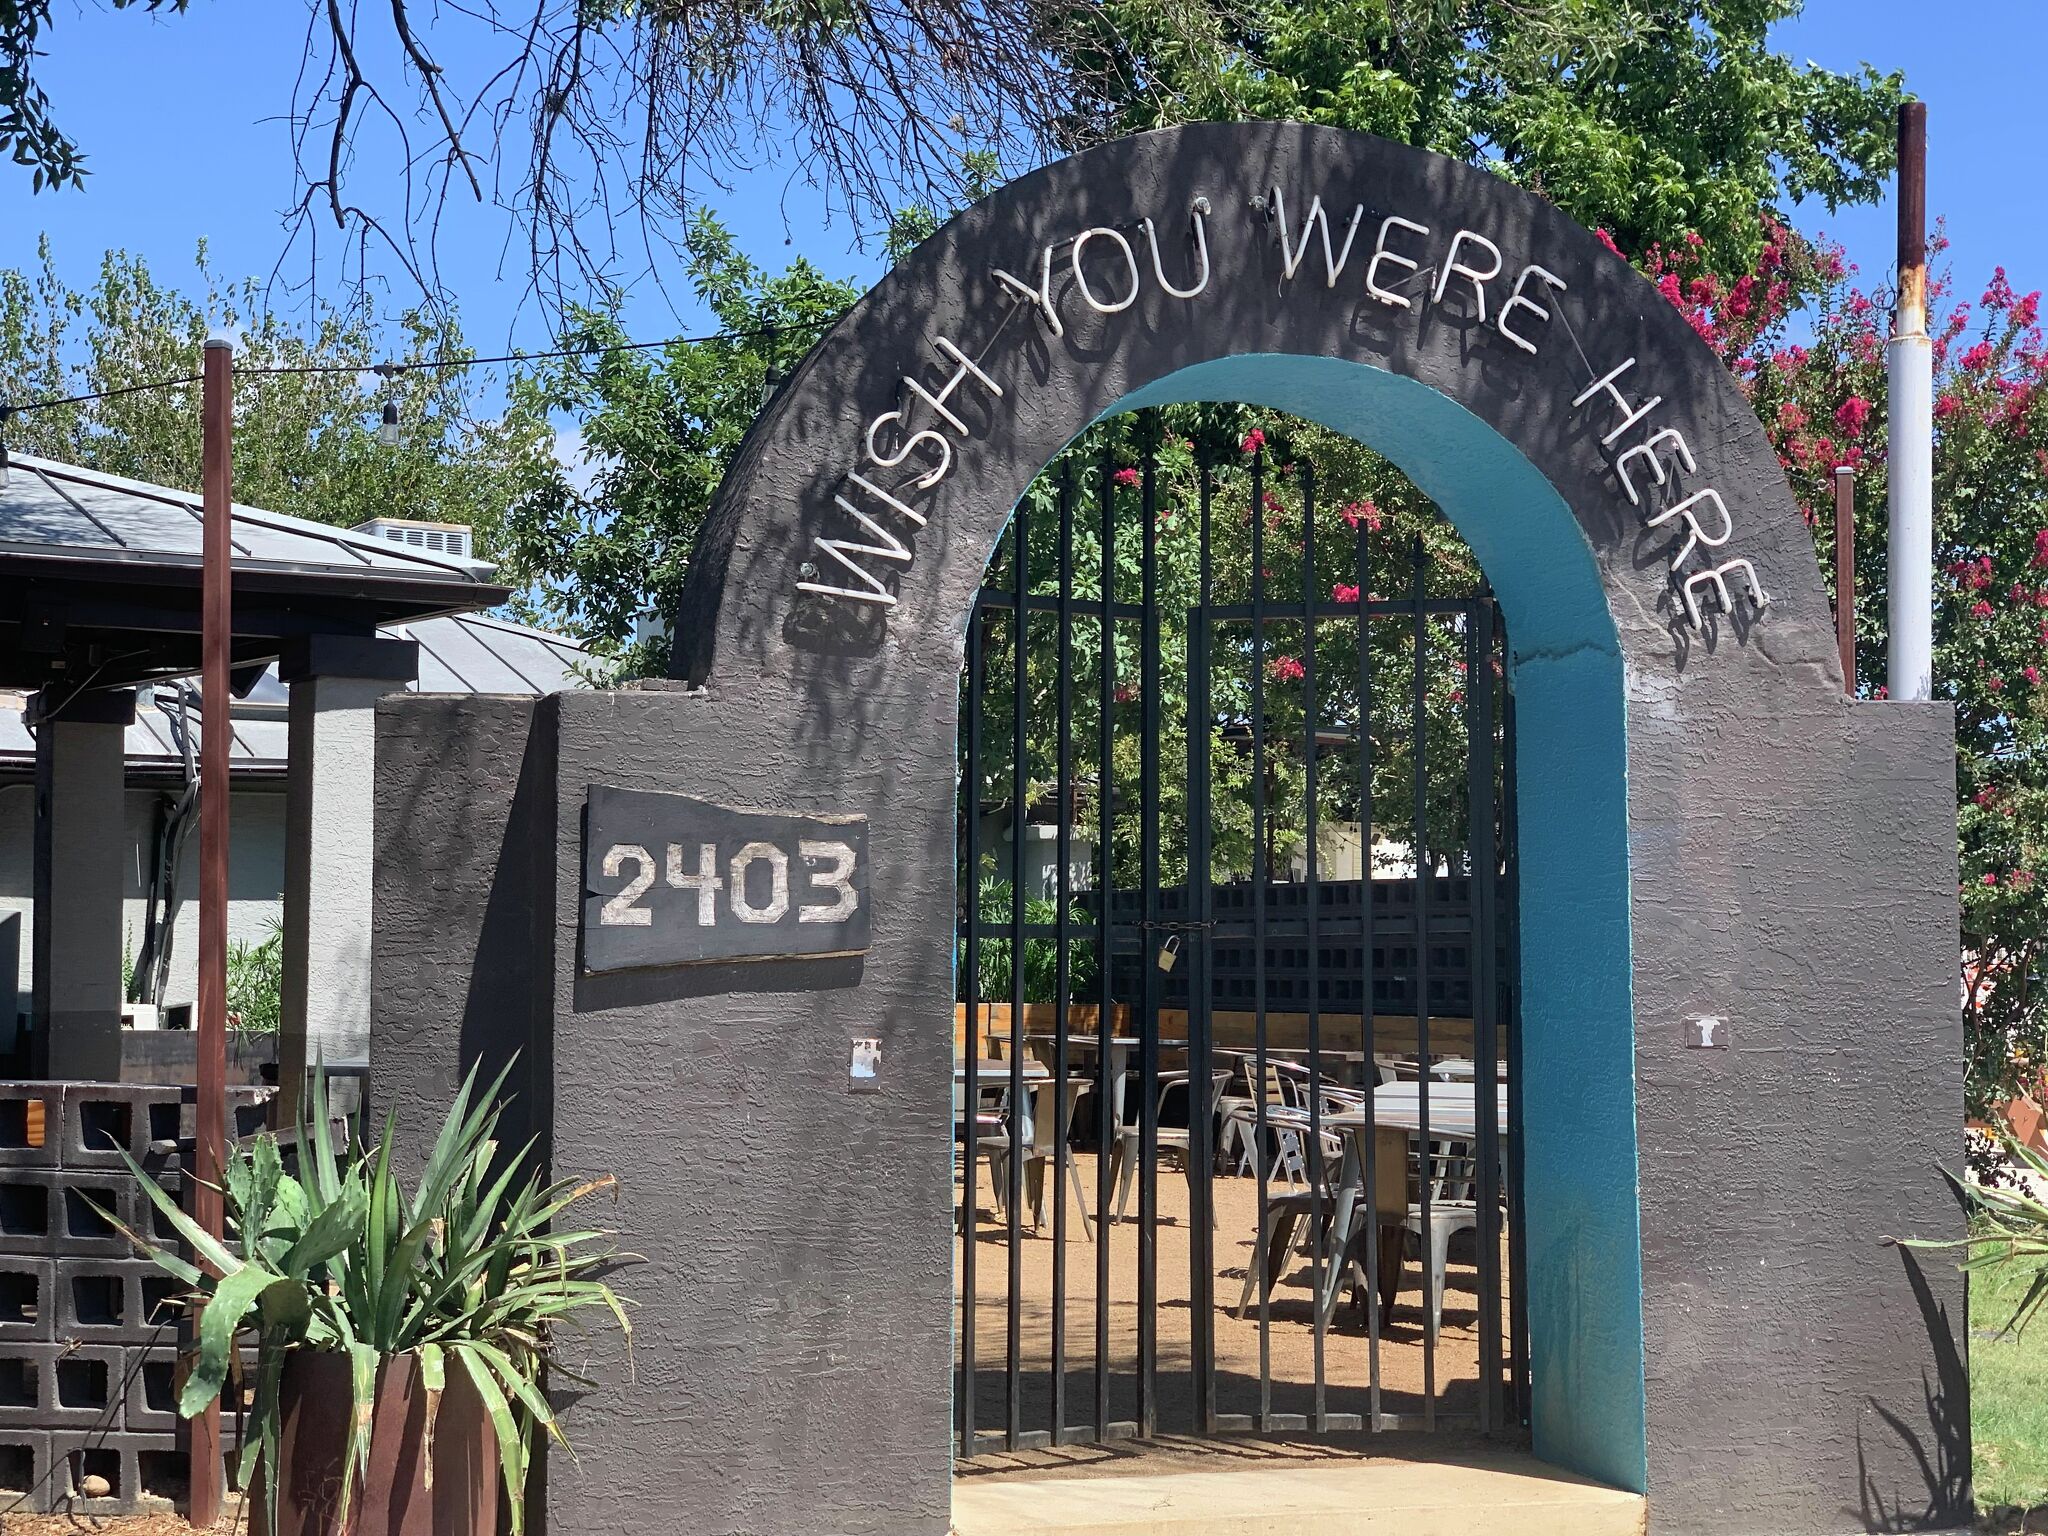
[1157,933,1182,972]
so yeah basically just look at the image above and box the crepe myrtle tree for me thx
[1622,216,2048,1121]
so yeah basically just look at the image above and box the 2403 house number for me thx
[580,784,870,972]
[597,838,860,928]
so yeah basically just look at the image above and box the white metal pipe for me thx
[1888,326,1934,701]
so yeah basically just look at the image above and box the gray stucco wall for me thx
[369,694,554,1178]
[373,123,1966,1535]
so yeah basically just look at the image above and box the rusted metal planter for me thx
[253,1349,500,1536]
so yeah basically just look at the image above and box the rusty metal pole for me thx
[189,337,232,1528]
[1835,464,1857,695]
[1887,100,1933,701]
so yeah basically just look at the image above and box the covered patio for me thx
[0,452,506,1084]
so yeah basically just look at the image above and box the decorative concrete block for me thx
[0,1427,51,1512]
[123,1345,178,1434]
[0,1342,130,1430]
[0,1085,61,1169]
[0,1257,53,1340]
[54,1260,174,1344]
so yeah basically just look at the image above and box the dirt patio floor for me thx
[954,1149,1498,1451]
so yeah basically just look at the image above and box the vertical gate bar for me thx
[1136,414,1162,1438]
[1095,445,1116,1436]
[1356,494,1384,1432]
[1007,503,1030,1449]
[1301,463,1328,1431]
[1468,590,1503,1434]
[962,589,986,1455]
[1410,536,1436,1429]
[1188,456,1217,1434]
[1501,622,1530,1422]
[1249,442,1273,1428]
[1053,462,1075,1443]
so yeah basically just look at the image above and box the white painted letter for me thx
[905,336,1003,434]
[1142,213,1212,299]
[1496,264,1567,355]
[796,472,929,607]
[865,409,952,489]
[993,244,1063,336]
[1271,188,1364,289]
[1681,558,1770,628]
[599,845,655,927]
[1365,216,1430,309]
[665,842,724,927]
[1614,427,1696,506]
[729,842,791,924]
[1648,487,1734,571]
[799,840,860,923]
[1431,229,1504,320]
[1070,227,1142,313]
[1572,357,1663,447]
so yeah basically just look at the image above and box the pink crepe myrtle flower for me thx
[1241,428,1267,456]
[1962,341,1995,372]
[1269,655,1306,683]
[1983,872,2000,887]
[1112,466,1140,488]
[1971,600,1996,619]
[2027,667,2043,686]
[1331,583,1361,604]
[1834,396,1871,436]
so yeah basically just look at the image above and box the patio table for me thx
[1238,1083,1510,1326]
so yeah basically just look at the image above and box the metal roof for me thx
[0,454,513,694]
[0,454,494,581]
[0,613,586,775]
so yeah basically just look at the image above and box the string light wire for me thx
[0,315,838,420]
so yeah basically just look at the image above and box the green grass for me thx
[1972,1241,2048,1520]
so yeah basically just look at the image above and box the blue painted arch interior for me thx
[1081,353,1647,1493]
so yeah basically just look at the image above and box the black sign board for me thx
[581,785,870,972]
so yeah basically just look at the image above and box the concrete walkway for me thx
[951,1437,1647,1536]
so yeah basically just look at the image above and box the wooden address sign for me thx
[581,785,870,972]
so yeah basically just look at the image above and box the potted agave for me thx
[100,1065,629,1536]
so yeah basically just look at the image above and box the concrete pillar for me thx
[29,688,137,1082]
[277,635,418,1117]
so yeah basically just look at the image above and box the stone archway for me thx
[374,121,1968,1536]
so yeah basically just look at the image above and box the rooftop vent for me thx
[353,518,473,560]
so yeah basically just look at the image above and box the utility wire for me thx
[0,314,837,419]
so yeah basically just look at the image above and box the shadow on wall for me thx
[1853,1246,1971,1532]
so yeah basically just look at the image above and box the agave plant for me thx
[1905,1129,2048,1335]
[97,1064,629,1534]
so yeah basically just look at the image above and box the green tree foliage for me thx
[1,1,188,192]
[964,406,1493,977]
[500,212,862,679]
[1061,0,1901,281]
[0,239,554,550]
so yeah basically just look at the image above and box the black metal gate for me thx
[955,410,1521,1456]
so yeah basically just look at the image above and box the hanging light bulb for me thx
[379,399,400,447]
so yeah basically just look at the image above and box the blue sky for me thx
[3,0,2043,359]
